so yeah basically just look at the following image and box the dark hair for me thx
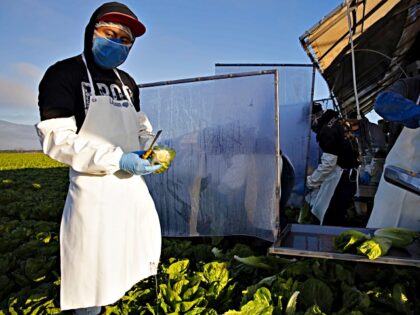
[312,102,323,114]
[347,111,365,120]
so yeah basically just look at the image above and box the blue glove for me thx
[375,91,420,129]
[119,153,162,175]
[359,171,371,185]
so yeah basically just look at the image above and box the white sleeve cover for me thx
[306,152,338,189]
[137,111,156,150]
[35,117,123,175]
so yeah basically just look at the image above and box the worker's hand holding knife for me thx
[119,130,164,175]
[119,153,162,175]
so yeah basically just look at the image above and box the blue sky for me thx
[1,0,373,125]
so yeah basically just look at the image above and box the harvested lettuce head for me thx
[357,237,392,260]
[334,230,371,253]
[373,227,419,249]
[150,146,176,173]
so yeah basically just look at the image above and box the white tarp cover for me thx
[140,72,280,241]
[300,0,418,114]
[302,0,400,71]
[216,65,314,208]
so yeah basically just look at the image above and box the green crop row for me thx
[0,153,65,171]
[1,153,419,314]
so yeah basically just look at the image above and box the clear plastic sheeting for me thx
[139,71,280,241]
[216,65,314,207]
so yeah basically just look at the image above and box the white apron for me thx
[367,126,420,229]
[306,166,343,224]
[60,56,161,310]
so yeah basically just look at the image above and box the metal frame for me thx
[138,70,281,240]
[138,70,279,88]
[215,63,313,68]
[270,224,420,267]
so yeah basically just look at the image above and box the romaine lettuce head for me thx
[334,230,370,253]
[151,146,176,173]
[357,236,392,260]
[373,227,419,248]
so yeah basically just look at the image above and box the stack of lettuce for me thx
[334,227,419,260]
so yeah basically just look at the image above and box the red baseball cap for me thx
[99,12,146,37]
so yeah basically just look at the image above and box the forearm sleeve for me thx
[35,117,123,175]
[306,152,338,189]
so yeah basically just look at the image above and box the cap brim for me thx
[99,12,146,37]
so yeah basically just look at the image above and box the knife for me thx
[141,130,162,159]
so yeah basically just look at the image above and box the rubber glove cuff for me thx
[119,153,162,175]
[132,150,146,157]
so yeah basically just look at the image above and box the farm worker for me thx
[346,112,387,158]
[346,112,387,184]
[367,75,420,229]
[305,103,360,226]
[35,2,162,314]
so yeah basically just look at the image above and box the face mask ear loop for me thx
[113,68,134,107]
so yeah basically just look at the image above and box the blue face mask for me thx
[92,36,130,69]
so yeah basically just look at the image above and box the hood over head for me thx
[83,2,145,65]
[312,102,323,115]
[312,109,338,134]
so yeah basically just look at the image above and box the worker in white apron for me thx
[35,3,163,314]
[306,103,360,226]
[367,75,420,229]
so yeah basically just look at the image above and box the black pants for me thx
[323,169,357,226]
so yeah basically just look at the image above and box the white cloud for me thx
[0,76,37,109]
[0,62,42,112]
[11,63,43,81]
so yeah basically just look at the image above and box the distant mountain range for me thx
[0,120,41,151]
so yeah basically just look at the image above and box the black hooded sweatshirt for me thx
[315,109,360,169]
[38,2,141,132]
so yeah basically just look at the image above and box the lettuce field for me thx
[1,152,419,314]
